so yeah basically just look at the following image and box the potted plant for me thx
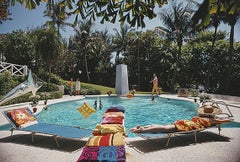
[33,107,37,113]
[30,95,40,113]
[44,93,50,105]
[199,93,210,102]
[107,90,112,96]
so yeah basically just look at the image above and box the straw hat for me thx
[197,105,222,117]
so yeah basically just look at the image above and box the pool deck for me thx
[0,94,240,162]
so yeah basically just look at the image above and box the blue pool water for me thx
[37,96,198,137]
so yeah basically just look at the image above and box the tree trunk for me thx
[171,44,181,92]
[48,65,52,90]
[84,52,91,83]
[225,24,234,92]
[206,26,218,91]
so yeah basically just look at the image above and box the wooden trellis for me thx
[0,61,28,76]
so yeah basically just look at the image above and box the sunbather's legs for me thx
[130,124,176,133]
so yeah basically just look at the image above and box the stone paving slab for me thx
[0,94,240,162]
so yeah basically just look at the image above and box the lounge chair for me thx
[2,107,93,147]
[132,116,233,147]
[134,129,204,147]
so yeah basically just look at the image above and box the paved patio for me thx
[0,94,240,162]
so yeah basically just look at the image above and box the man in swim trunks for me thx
[150,73,159,96]
[130,117,231,133]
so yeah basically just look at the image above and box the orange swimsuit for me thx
[174,117,211,132]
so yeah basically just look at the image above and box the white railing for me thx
[0,61,28,76]
[202,99,234,117]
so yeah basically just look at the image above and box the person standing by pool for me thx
[68,78,73,96]
[75,78,81,95]
[150,73,159,96]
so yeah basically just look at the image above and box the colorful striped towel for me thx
[105,106,125,113]
[103,112,125,118]
[93,124,126,135]
[86,132,125,146]
[77,146,126,162]
[101,116,124,125]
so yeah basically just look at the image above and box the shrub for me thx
[0,71,18,95]
[39,82,59,92]
[0,91,63,106]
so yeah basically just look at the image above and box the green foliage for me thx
[35,29,62,65]
[0,0,12,23]
[39,91,63,100]
[12,0,169,28]
[189,30,227,44]
[38,72,63,85]
[0,91,63,106]
[180,31,240,96]
[3,31,35,67]
[80,88,101,95]
[192,0,240,30]
[39,82,59,92]
[0,71,18,95]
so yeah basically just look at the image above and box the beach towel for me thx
[86,132,125,146]
[101,116,124,125]
[174,117,211,131]
[105,106,125,113]
[103,112,125,118]
[93,124,126,135]
[77,146,126,162]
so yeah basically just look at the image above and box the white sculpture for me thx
[0,70,42,106]
[115,64,129,96]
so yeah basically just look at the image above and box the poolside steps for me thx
[77,106,126,162]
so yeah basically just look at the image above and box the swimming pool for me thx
[37,96,198,137]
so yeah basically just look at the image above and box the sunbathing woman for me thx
[130,116,231,133]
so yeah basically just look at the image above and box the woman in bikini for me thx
[130,117,231,133]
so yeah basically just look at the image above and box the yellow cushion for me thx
[77,102,96,118]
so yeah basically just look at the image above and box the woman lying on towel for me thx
[130,117,231,133]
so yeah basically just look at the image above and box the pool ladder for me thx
[201,99,234,117]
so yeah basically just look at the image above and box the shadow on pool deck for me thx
[0,133,87,152]
[127,131,231,153]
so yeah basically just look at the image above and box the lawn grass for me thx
[81,82,157,95]
[81,82,115,94]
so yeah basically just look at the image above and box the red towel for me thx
[101,116,124,124]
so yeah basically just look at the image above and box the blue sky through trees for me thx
[0,1,239,42]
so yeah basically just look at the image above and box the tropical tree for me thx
[69,23,114,85]
[11,0,169,28]
[112,25,130,64]
[0,0,12,24]
[43,0,73,35]
[3,31,35,67]
[192,0,223,90]
[156,1,193,91]
[87,30,113,85]
[192,0,240,93]
[35,29,63,84]
[221,2,240,92]
[123,30,171,91]
[70,20,93,83]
